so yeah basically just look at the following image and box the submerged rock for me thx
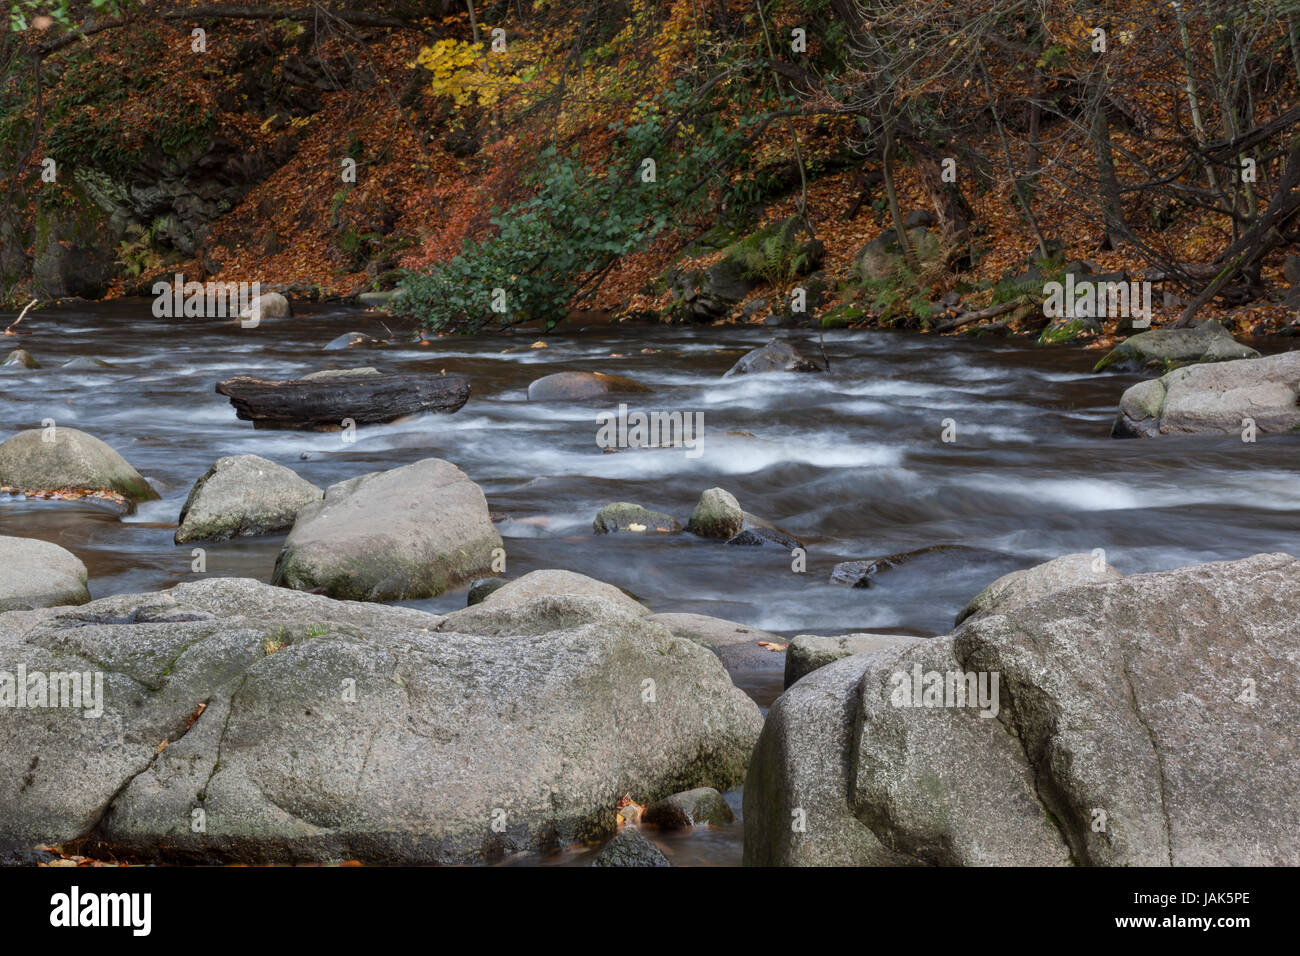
[0,578,761,864]
[271,457,501,601]
[745,553,1300,866]
[1093,322,1258,373]
[0,535,90,611]
[2,349,38,369]
[526,370,651,401]
[175,455,322,544]
[0,427,157,504]
[323,332,378,351]
[593,502,681,534]
[1112,350,1300,438]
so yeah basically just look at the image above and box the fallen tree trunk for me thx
[216,372,471,430]
[933,296,1034,334]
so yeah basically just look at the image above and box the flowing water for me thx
[3,300,1298,865]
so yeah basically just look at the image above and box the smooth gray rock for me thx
[643,787,734,828]
[745,553,1300,866]
[322,332,377,351]
[590,827,670,867]
[784,633,923,688]
[0,536,90,611]
[470,569,647,617]
[593,502,681,535]
[723,339,823,377]
[685,487,743,539]
[1112,350,1300,438]
[2,349,38,369]
[1093,322,1258,372]
[0,427,157,504]
[526,371,650,401]
[0,579,761,864]
[175,455,322,544]
[956,552,1122,625]
[271,458,501,601]
[236,292,290,324]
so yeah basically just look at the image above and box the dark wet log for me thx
[216,373,470,430]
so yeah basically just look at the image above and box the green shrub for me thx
[395,82,752,334]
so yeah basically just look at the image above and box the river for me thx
[3,300,1297,864]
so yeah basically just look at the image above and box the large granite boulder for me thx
[271,458,501,601]
[744,554,1300,866]
[1112,350,1300,438]
[0,578,762,864]
[784,633,923,688]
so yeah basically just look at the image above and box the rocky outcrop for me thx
[0,427,157,505]
[271,458,501,601]
[0,578,762,864]
[1093,322,1259,373]
[955,552,1122,625]
[1112,350,1300,438]
[175,455,322,544]
[526,371,651,401]
[745,554,1300,866]
[0,536,91,611]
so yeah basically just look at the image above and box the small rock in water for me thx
[527,370,651,401]
[593,502,681,535]
[2,348,38,369]
[726,522,802,549]
[723,338,824,377]
[323,332,379,351]
[590,827,670,867]
[237,292,291,324]
[642,788,734,828]
[686,487,744,539]
[60,357,115,369]
[466,577,507,606]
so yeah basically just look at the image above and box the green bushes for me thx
[395,83,752,334]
